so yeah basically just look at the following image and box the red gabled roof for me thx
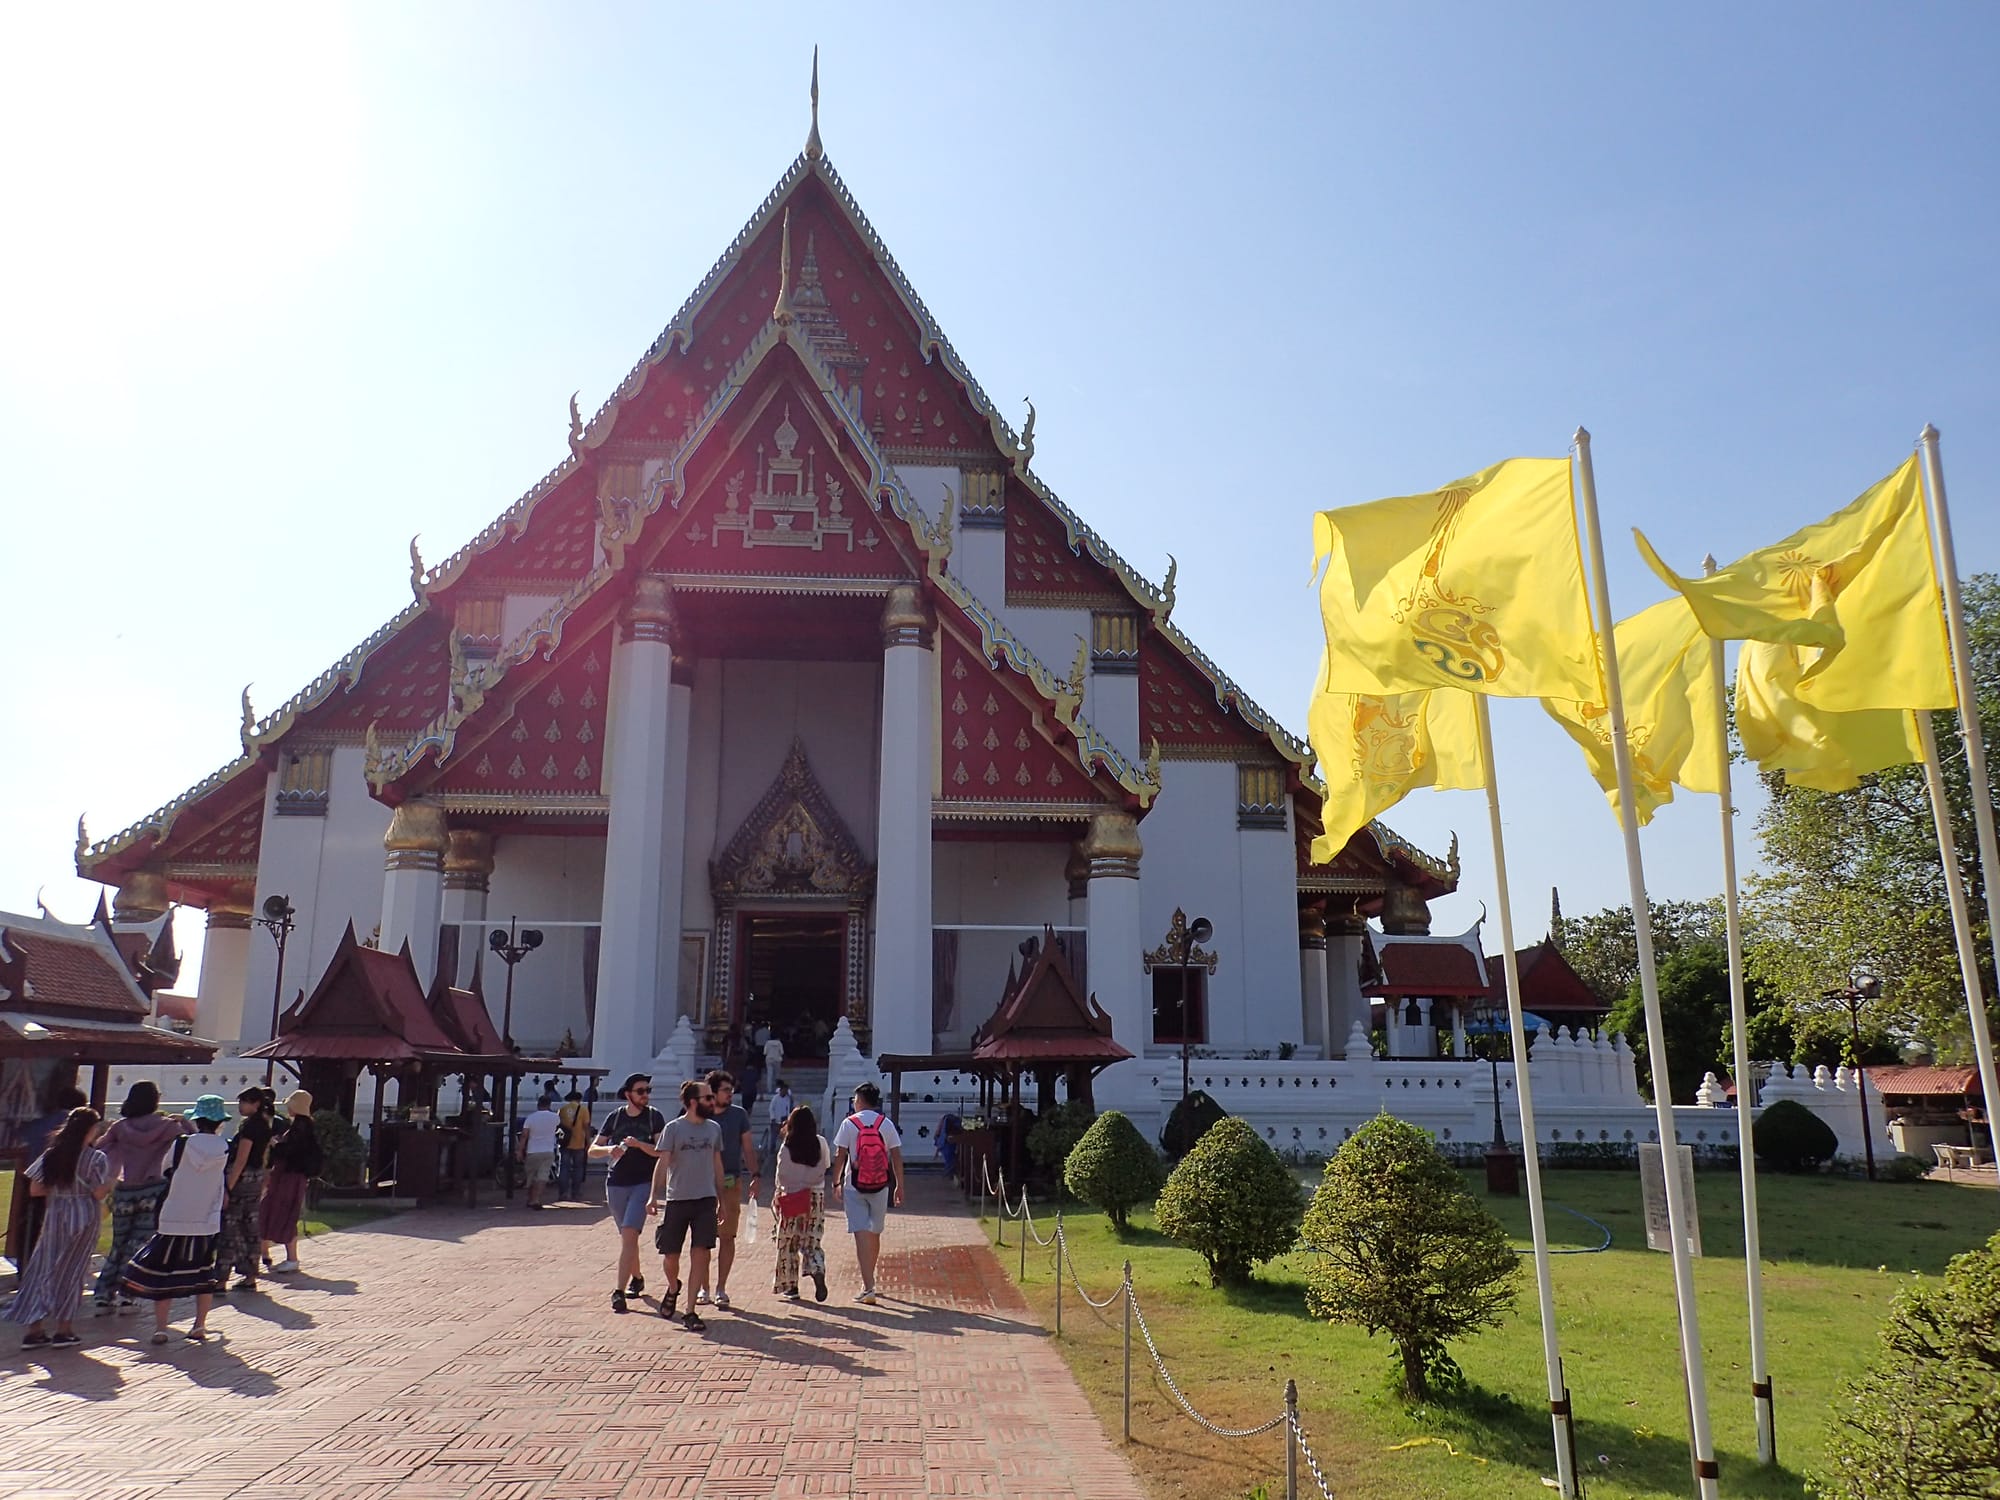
[0,923,149,1021]
[1489,942,1605,1015]
[247,923,465,1065]
[972,928,1133,1067]
[1366,935,1491,998]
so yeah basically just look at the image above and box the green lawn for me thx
[991,1169,1998,1500]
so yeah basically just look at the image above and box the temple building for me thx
[73,100,1455,1107]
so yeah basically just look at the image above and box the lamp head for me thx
[1856,975,1882,1000]
[522,929,544,951]
[488,929,508,952]
[1189,917,1214,947]
[261,895,293,922]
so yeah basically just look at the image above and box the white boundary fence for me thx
[980,1162,1335,1500]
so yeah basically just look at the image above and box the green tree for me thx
[1746,574,2000,1061]
[1815,1231,2000,1500]
[1301,1114,1519,1401]
[1154,1117,1303,1287]
[1555,897,1727,1007]
[1061,1110,1164,1230]
[1605,942,1769,1103]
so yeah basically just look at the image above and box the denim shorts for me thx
[606,1181,650,1231]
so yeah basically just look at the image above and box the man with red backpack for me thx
[829,1082,904,1305]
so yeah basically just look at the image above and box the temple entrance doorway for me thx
[738,912,845,1059]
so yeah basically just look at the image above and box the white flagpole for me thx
[1574,429,1720,1499]
[1914,711,2000,1173]
[1472,694,1579,1500]
[1916,425,2000,1190]
[1699,565,1775,1465]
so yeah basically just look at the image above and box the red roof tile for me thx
[1366,941,1490,998]
[1489,942,1605,1014]
[1,927,150,1020]
[1870,1065,1981,1099]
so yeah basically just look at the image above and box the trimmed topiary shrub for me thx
[313,1109,367,1187]
[1302,1113,1519,1400]
[1155,1116,1304,1286]
[1027,1101,1097,1181]
[1753,1098,1839,1173]
[1815,1230,2000,1500]
[1062,1110,1165,1230]
[1160,1088,1228,1158]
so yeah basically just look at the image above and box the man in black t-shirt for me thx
[591,1073,666,1313]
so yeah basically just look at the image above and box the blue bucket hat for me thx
[185,1094,228,1123]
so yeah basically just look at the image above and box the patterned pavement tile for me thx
[0,1176,1144,1499]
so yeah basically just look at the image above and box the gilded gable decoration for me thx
[710,739,873,901]
[709,407,855,552]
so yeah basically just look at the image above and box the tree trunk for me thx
[1400,1340,1428,1400]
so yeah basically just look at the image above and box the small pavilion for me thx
[882,927,1130,1190]
[1365,921,1491,1058]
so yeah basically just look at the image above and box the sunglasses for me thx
[629,1088,652,1097]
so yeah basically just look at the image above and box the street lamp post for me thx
[252,895,296,1086]
[1175,915,1213,1106]
[488,919,543,1198]
[1479,997,1521,1195]
[1831,975,1882,1182]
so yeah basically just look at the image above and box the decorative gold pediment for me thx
[710,739,873,899]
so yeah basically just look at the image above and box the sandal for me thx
[184,1328,211,1343]
[681,1310,707,1333]
[150,1331,170,1346]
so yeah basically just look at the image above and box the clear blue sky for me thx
[2,3,1995,978]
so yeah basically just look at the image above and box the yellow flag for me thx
[1542,595,1724,825]
[1735,639,1923,792]
[1313,458,1599,701]
[1634,457,1952,712]
[1308,685,1483,864]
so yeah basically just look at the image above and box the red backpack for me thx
[847,1112,891,1194]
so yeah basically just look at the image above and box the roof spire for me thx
[773,207,797,326]
[805,46,823,160]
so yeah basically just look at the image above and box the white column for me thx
[194,887,253,1046]
[379,799,448,989]
[1451,1001,1468,1060]
[1326,912,1368,1047]
[654,671,693,1029]
[439,829,493,989]
[869,585,935,1060]
[1080,810,1147,1104]
[595,576,679,1076]
[1298,909,1330,1053]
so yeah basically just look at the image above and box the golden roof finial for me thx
[934,480,957,558]
[1068,635,1089,697]
[1017,397,1036,470]
[773,208,797,326]
[805,46,823,161]
[240,684,257,753]
[75,814,90,861]
[408,534,426,604]
[568,390,585,459]
[1145,737,1162,791]
[1158,554,1178,622]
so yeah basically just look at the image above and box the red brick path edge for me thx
[0,1174,1147,1500]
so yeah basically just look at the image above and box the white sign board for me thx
[1638,1143,1702,1257]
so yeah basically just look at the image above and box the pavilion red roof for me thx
[1488,942,1605,1015]
[1869,1065,1982,1100]
[0,913,214,1065]
[1365,935,1491,998]
[972,929,1133,1069]
[247,924,484,1067]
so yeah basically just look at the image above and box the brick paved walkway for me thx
[0,1175,1145,1500]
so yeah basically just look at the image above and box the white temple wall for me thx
[1084,672,1142,766]
[1136,760,1252,1052]
[714,659,881,862]
[1237,801,1305,1053]
[242,746,389,1048]
[1003,603,1093,685]
[931,841,1071,926]
[501,593,564,643]
[677,658,725,1021]
[476,834,605,1053]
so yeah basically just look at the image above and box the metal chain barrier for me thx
[985,1174,1331,1497]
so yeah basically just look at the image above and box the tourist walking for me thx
[15,1083,87,1267]
[124,1094,230,1345]
[697,1070,757,1310]
[216,1086,275,1293]
[648,1078,723,1332]
[516,1093,560,1209]
[830,1082,904,1305]
[765,1079,795,1161]
[770,1104,830,1303]
[556,1086,592,1201]
[591,1073,666,1313]
[258,1091,321,1273]
[4,1106,112,1348]
[91,1082,192,1312]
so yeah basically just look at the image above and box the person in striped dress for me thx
[123,1094,230,1344]
[4,1107,113,1349]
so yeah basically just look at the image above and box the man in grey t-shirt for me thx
[647,1078,723,1332]
[700,1070,758,1311]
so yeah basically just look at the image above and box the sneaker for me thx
[783,1290,801,1301]
[20,1332,50,1348]
[713,1290,731,1310]
[118,1296,138,1310]
[682,1311,707,1333]
[627,1275,645,1297]
[812,1272,828,1303]
[855,1288,878,1305]
[233,1278,258,1293]
[94,1299,115,1316]
[611,1289,629,1314]
[272,1259,300,1274]
[49,1332,82,1347]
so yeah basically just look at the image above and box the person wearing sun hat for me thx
[259,1091,322,1275]
[122,1095,230,1345]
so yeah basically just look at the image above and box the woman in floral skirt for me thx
[124,1094,231,1344]
[4,1107,113,1348]
[92,1081,191,1312]
[215,1086,274,1292]
[770,1105,831,1303]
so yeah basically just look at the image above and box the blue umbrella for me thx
[1461,1009,1551,1034]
